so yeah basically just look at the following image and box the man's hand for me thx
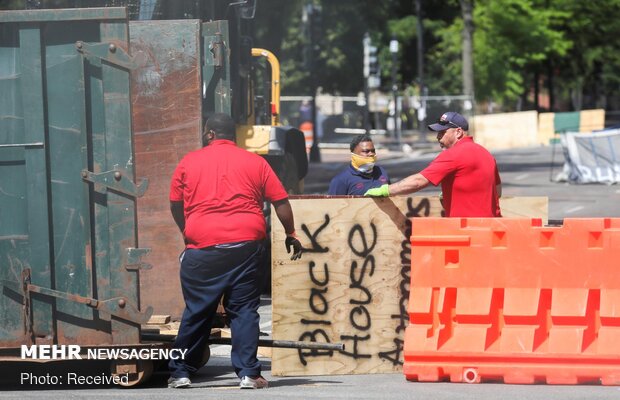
[285,233,303,260]
[364,184,390,197]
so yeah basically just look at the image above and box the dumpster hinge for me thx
[12,269,153,324]
[81,168,148,198]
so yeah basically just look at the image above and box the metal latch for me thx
[81,168,148,198]
[75,41,146,70]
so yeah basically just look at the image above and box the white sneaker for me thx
[239,375,268,389]
[168,376,191,388]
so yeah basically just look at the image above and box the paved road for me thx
[4,144,620,399]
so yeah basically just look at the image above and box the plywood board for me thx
[538,112,556,144]
[147,315,171,325]
[579,109,605,132]
[472,111,539,150]
[271,196,547,376]
[500,196,548,222]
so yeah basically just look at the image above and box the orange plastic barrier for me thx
[300,121,313,151]
[404,218,620,385]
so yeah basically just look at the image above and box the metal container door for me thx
[0,7,150,349]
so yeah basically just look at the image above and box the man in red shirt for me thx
[168,113,302,389]
[365,111,502,217]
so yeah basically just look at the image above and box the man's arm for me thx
[272,198,295,234]
[495,162,502,197]
[388,173,430,195]
[365,172,432,197]
[170,200,185,233]
[272,198,302,260]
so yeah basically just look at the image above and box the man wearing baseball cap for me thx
[365,111,502,217]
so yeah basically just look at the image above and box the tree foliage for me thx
[551,0,620,110]
[253,0,393,95]
[252,0,619,112]
[472,0,571,105]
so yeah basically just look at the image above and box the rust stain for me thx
[131,30,201,318]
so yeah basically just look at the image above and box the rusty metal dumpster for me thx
[0,7,154,385]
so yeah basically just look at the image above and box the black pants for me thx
[168,241,265,379]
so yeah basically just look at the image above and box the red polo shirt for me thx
[169,140,288,248]
[420,136,501,217]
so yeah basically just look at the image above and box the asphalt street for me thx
[3,143,620,399]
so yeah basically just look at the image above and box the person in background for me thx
[327,134,390,195]
[167,113,303,390]
[298,99,312,125]
[365,111,502,217]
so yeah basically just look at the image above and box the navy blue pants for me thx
[168,240,265,379]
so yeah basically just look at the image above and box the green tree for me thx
[253,0,306,93]
[471,0,571,107]
[254,0,393,95]
[551,0,620,110]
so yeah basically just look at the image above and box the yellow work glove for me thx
[364,184,390,197]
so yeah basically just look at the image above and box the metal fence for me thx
[281,94,474,146]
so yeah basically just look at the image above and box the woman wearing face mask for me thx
[327,134,390,195]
